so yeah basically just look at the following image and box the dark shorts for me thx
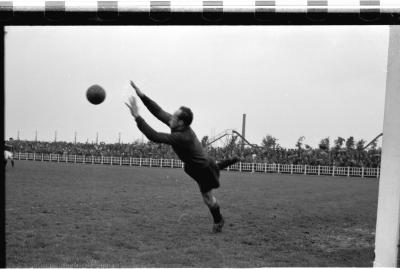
[184,157,220,193]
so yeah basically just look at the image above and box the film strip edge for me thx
[0,0,399,13]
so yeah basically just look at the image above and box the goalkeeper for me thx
[125,81,239,233]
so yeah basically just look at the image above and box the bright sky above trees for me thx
[5,26,388,148]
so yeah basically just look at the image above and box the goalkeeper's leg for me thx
[202,190,224,233]
[217,156,240,170]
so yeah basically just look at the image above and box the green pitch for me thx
[6,161,378,267]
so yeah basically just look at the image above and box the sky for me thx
[5,26,389,148]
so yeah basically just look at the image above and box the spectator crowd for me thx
[6,134,381,168]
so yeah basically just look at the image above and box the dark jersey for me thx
[4,144,13,152]
[135,95,209,168]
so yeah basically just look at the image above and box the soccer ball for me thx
[86,84,106,105]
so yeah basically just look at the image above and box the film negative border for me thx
[1,0,399,13]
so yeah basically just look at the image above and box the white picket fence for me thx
[14,152,380,178]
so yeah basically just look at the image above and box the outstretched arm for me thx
[135,117,180,145]
[125,96,180,145]
[130,81,172,126]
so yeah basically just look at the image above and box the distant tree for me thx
[296,136,305,150]
[356,139,366,151]
[334,137,345,149]
[262,135,278,150]
[201,136,209,147]
[319,137,330,151]
[345,136,355,150]
[227,135,238,148]
[224,135,239,156]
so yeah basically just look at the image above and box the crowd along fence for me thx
[14,152,380,179]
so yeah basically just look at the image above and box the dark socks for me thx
[209,204,222,223]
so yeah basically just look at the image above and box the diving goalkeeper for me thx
[125,81,239,233]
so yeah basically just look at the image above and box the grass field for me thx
[6,160,379,267]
